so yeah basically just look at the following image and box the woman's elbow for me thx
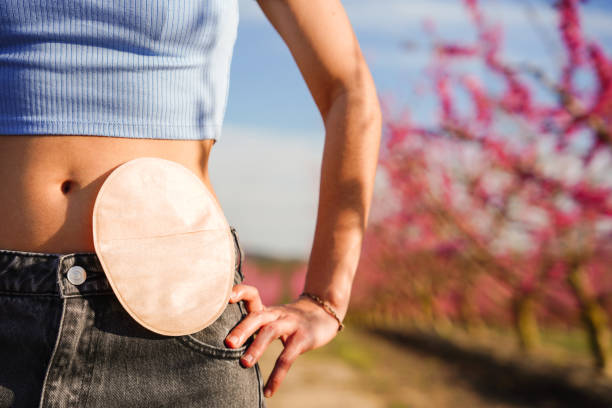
[326,66,381,127]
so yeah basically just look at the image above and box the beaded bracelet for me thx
[299,292,345,332]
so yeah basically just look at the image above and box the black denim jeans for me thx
[0,226,265,408]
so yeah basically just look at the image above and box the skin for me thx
[0,0,380,400]
[0,137,217,252]
[226,0,381,398]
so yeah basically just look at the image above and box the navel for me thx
[60,179,73,194]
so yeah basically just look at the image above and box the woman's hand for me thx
[224,283,341,398]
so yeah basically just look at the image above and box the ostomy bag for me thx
[92,157,235,336]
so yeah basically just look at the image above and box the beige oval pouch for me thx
[92,157,235,336]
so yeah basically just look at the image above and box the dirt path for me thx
[258,328,529,408]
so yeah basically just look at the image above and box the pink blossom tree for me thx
[356,0,612,373]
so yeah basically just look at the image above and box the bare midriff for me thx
[0,135,218,254]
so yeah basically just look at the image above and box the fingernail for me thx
[242,354,253,364]
[227,335,239,346]
[264,389,272,398]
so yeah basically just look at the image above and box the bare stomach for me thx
[0,135,218,254]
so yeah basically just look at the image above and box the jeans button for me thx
[67,265,87,285]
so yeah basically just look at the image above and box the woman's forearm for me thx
[226,1,381,395]
[302,77,382,320]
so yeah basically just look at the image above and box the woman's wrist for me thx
[303,224,363,319]
[300,281,351,321]
[299,292,345,332]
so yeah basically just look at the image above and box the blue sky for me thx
[209,0,612,260]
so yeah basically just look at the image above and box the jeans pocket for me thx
[174,268,249,359]
[174,227,247,359]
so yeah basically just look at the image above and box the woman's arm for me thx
[225,0,382,397]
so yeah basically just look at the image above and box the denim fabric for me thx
[0,226,265,408]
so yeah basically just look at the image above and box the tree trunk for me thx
[513,294,541,352]
[419,293,434,326]
[460,288,485,336]
[567,264,611,374]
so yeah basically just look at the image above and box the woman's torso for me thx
[0,0,239,253]
[0,136,217,253]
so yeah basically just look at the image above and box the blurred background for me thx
[210,0,612,407]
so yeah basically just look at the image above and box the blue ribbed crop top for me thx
[0,0,239,141]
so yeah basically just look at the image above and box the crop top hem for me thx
[0,119,220,141]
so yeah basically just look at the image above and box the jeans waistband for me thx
[0,225,242,298]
